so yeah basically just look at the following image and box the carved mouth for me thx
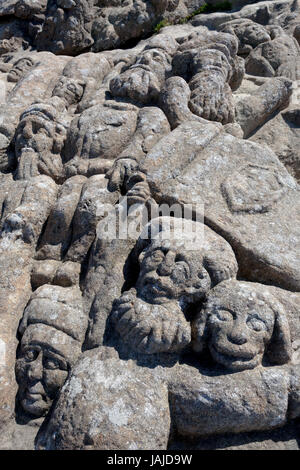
[143,277,169,296]
[25,391,43,401]
[210,344,257,368]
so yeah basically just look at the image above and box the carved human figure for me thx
[51,53,112,113]
[111,217,238,354]
[14,99,67,182]
[34,278,300,449]
[0,53,68,172]
[245,25,300,80]
[110,29,243,125]
[220,19,271,56]
[192,280,292,371]
[34,0,95,55]
[110,35,177,105]
[64,100,170,182]
[7,56,35,83]
[31,98,169,266]
[16,285,87,419]
[175,29,242,124]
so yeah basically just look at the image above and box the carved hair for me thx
[192,280,292,365]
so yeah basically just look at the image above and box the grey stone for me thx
[139,121,300,291]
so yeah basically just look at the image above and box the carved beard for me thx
[112,288,191,354]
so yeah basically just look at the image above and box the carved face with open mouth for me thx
[207,301,275,371]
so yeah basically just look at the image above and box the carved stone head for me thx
[221,20,271,55]
[192,280,292,371]
[7,56,35,82]
[136,217,238,306]
[15,101,67,159]
[110,35,177,104]
[52,77,85,106]
[16,285,87,418]
[111,217,238,354]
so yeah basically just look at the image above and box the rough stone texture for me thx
[139,120,300,291]
[0,0,299,452]
[35,347,171,450]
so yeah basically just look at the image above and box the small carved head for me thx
[15,102,67,158]
[52,76,85,106]
[7,56,35,82]
[16,285,87,418]
[192,280,292,371]
[221,20,271,54]
[135,217,238,306]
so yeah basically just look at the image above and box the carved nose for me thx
[23,123,33,139]
[141,52,151,65]
[27,354,43,381]
[157,251,175,276]
[228,328,248,345]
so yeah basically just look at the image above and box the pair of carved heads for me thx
[112,217,292,370]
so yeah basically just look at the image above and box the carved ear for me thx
[191,306,209,353]
[266,305,292,365]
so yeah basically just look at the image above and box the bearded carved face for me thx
[136,242,211,305]
[15,113,65,158]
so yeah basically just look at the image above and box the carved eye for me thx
[43,355,67,371]
[247,317,266,332]
[23,348,38,362]
[150,250,164,263]
[215,309,233,322]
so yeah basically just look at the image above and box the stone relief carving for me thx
[222,164,289,213]
[16,285,87,419]
[0,0,299,451]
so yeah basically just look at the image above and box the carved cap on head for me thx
[18,285,88,344]
[144,34,178,56]
[19,99,65,124]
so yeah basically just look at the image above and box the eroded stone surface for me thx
[0,0,299,451]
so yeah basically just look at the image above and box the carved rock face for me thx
[235,22,271,51]
[16,324,70,417]
[206,294,275,371]
[7,57,35,82]
[192,280,292,371]
[221,20,271,55]
[110,44,173,104]
[0,1,300,451]
[136,241,211,304]
[15,112,59,157]
[15,285,87,418]
[52,77,85,106]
